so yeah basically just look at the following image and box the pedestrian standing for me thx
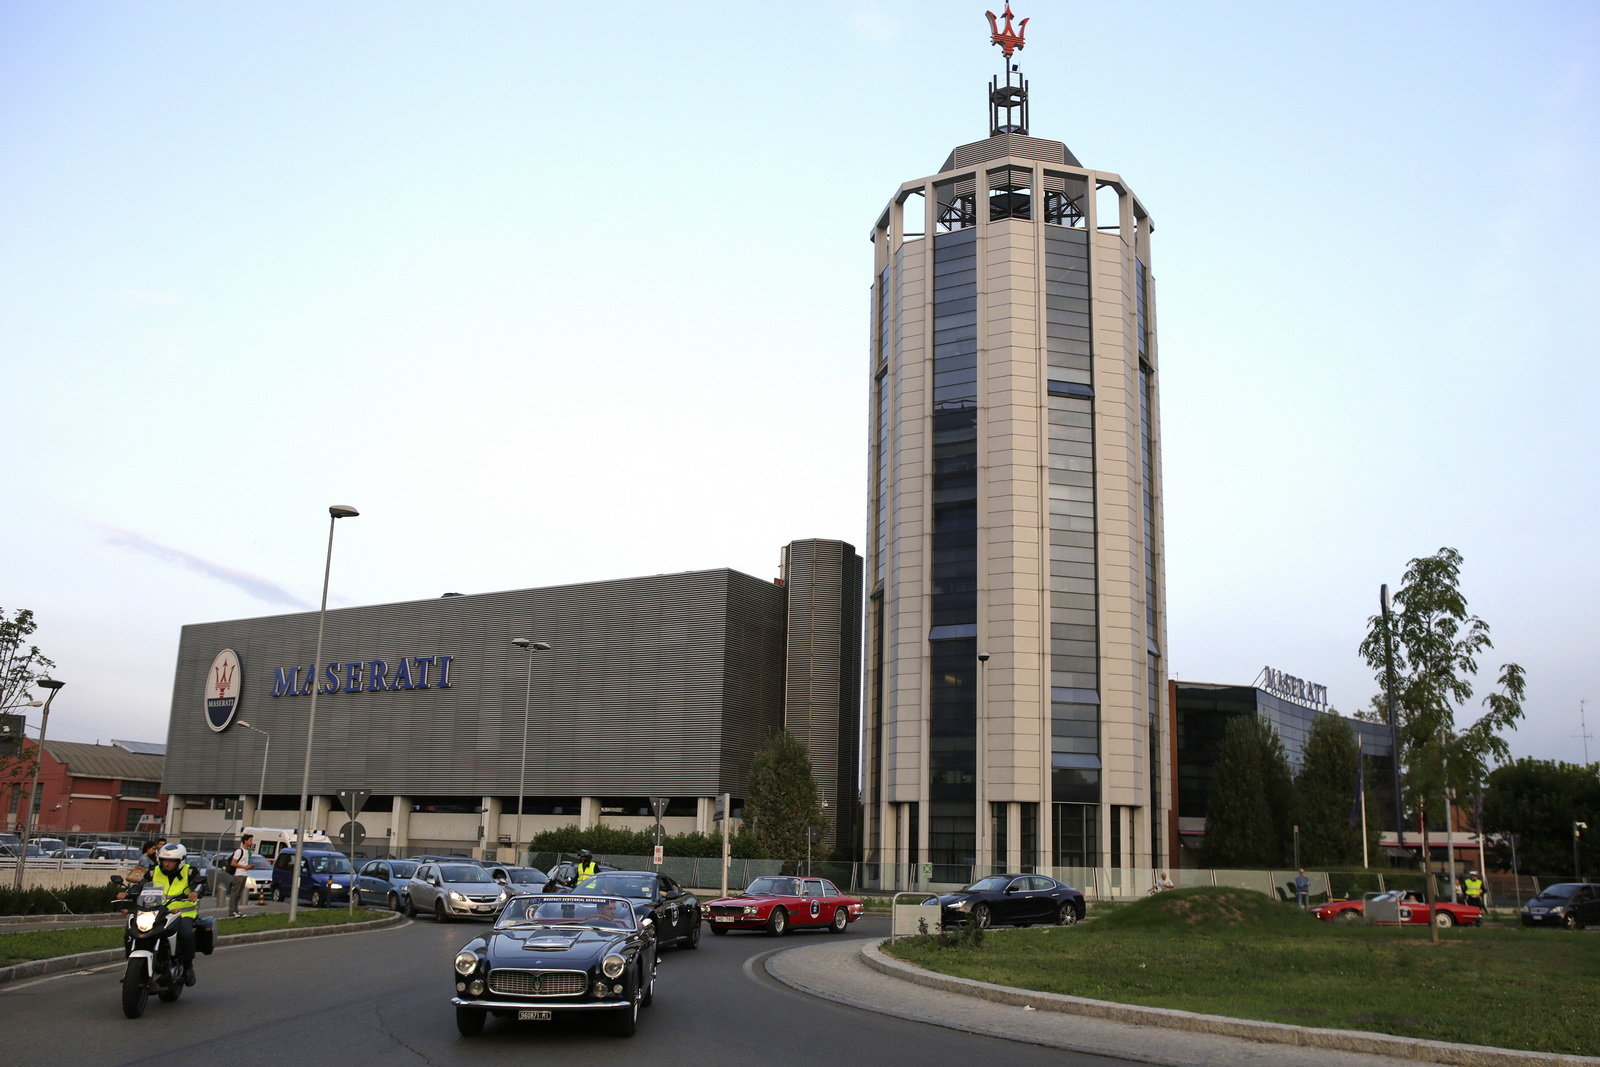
[226,833,255,918]
[1293,868,1311,910]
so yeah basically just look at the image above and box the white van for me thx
[244,827,336,860]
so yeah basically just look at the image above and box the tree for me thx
[1482,759,1600,879]
[744,730,828,869]
[1358,547,1527,830]
[1294,714,1367,866]
[1,607,56,713]
[1202,714,1293,868]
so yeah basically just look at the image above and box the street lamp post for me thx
[510,638,551,861]
[236,721,271,821]
[289,504,359,922]
[12,680,64,892]
[1576,822,1588,883]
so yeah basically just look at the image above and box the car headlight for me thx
[743,905,759,916]
[449,891,468,903]
[134,912,158,934]
[949,898,972,910]
[601,953,626,979]
[454,951,479,976]
[330,882,344,890]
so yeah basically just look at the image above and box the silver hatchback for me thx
[405,861,507,921]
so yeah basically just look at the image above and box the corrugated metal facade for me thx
[165,568,791,800]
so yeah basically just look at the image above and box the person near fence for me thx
[1149,871,1175,893]
[226,833,255,918]
[1293,868,1311,909]
[1463,869,1485,909]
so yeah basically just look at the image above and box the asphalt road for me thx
[0,913,1136,1066]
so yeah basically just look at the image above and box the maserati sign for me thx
[205,648,243,732]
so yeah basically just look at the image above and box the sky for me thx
[4,1,1597,766]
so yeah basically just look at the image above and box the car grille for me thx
[707,905,747,917]
[489,969,587,997]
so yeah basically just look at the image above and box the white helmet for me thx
[156,843,187,862]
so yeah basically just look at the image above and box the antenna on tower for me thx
[986,5,1030,136]
[1579,700,1593,765]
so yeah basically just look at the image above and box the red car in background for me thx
[701,875,863,936]
[1312,889,1483,928]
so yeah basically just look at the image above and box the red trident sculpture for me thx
[986,4,1028,59]
[214,661,235,698]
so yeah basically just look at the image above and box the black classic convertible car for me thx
[451,893,658,1038]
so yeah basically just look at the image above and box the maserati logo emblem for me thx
[986,4,1028,58]
[205,648,244,732]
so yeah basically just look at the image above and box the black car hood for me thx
[484,924,630,967]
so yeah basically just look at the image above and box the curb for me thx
[0,911,406,985]
[860,941,1599,1067]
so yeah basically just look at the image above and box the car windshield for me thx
[247,856,272,870]
[579,873,655,899]
[506,868,546,884]
[960,876,1013,893]
[498,895,637,931]
[389,862,419,878]
[745,876,800,896]
[304,856,353,875]
[1536,884,1582,900]
[440,864,487,883]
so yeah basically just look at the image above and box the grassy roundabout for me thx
[885,887,1600,1056]
[0,907,385,968]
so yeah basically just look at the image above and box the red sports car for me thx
[700,875,863,936]
[1312,889,1483,928]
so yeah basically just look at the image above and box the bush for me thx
[0,883,122,916]
[527,825,766,860]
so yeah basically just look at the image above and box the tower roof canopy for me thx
[940,132,1080,173]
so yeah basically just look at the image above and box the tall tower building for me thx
[864,8,1168,878]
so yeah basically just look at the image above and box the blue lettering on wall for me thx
[266,653,456,697]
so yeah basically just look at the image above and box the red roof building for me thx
[3,739,166,838]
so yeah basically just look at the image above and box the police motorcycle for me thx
[110,867,215,1018]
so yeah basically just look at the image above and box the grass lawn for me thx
[885,888,1600,1056]
[0,907,387,968]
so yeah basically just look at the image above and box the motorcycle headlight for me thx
[601,953,626,979]
[454,951,479,976]
[134,912,158,934]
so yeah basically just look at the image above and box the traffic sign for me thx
[652,845,664,866]
[338,789,370,817]
[336,821,366,847]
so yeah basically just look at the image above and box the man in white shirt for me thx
[226,833,255,918]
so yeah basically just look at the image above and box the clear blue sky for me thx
[4,2,1596,765]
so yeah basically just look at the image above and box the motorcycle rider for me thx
[147,842,205,986]
[573,849,599,885]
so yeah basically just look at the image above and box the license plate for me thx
[713,916,734,923]
[517,1009,552,1021]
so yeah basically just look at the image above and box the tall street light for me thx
[236,721,271,821]
[12,679,64,892]
[510,638,552,859]
[289,504,359,922]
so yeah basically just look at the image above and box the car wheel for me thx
[350,889,362,907]
[1433,911,1455,928]
[1336,909,1362,923]
[387,891,400,911]
[766,907,789,936]
[972,903,992,929]
[710,923,728,935]
[455,1005,486,1037]
[611,973,640,1037]
[310,888,327,909]
[404,896,417,919]
[682,916,701,949]
[1057,902,1080,926]
[829,907,850,933]
[435,900,448,923]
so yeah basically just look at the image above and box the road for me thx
[0,913,1135,1066]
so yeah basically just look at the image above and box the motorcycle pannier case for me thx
[194,916,216,955]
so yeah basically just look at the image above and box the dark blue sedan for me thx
[938,873,1085,929]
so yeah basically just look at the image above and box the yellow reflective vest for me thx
[1464,877,1484,898]
[149,863,200,916]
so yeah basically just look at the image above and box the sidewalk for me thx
[765,937,1600,1067]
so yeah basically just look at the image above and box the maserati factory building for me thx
[160,539,861,859]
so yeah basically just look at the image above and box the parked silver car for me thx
[405,861,507,921]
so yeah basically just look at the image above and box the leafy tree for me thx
[1358,547,1527,836]
[1482,759,1600,879]
[744,730,828,869]
[1,607,56,713]
[1202,714,1293,868]
[1294,714,1367,866]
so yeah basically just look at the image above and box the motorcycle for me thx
[110,874,214,1019]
